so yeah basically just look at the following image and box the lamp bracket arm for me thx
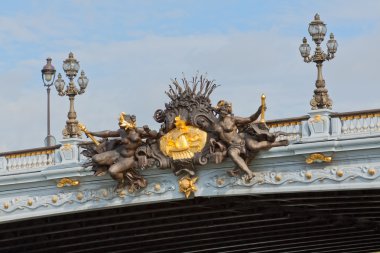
[304,56,313,63]
[326,53,335,61]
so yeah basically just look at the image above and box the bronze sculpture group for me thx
[81,76,288,196]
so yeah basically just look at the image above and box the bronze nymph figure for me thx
[82,113,157,193]
[211,100,288,181]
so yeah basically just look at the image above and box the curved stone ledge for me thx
[1,133,380,223]
[0,176,178,223]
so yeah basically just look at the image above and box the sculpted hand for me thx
[257,105,267,113]
[209,138,217,147]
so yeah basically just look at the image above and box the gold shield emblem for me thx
[160,116,207,160]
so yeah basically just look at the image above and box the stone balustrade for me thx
[267,116,307,142]
[266,109,380,141]
[0,145,61,173]
[332,109,380,135]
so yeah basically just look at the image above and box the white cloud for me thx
[1,1,380,151]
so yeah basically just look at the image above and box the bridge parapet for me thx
[1,108,380,223]
[267,108,380,143]
[333,109,380,135]
[0,145,61,173]
[267,116,306,142]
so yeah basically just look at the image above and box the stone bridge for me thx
[1,108,380,252]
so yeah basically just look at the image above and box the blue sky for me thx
[1,0,380,151]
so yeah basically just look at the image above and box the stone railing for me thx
[332,109,380,135]
[266,116,308,142]
[0,145,61,173]
[266,108,380,141]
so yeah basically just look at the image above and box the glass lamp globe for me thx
[299,37,311,58]
[78,71,89,90]
[308,14,327,44]
[63,52,80,78]
[54,73,66,93]
[326,33,338,54]
[41,58,56,86]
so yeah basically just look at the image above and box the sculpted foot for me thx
[128,186,136,193]
[115,181,125,194]
[243,172,255,182]
[94,167,107,176]
[227,168,240,177]
[272,139,289,147]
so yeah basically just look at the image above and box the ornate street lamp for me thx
[54,52,89,138]
[41,57,57,146]
[299,14,338,110]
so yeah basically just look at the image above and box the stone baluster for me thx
[376,115,380,132]
[47,154,54,165]
[342,119,348,134]
[356,118,363,133]
[293,124,300,141]
[369,116,376,132]
[349,119,355,133]
[362,117,369,132]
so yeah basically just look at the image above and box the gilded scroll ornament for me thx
[179,176,198,199]
[160,116,207,160]
[305,153,332,164]
[56,178,80,188]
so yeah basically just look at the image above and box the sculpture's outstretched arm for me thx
[136,126,158,139]
[235,105,263,125]
[89,130,120,138]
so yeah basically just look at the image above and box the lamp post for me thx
[299,14,338,110]
[54,52,89,138]
[41,57,57,146]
